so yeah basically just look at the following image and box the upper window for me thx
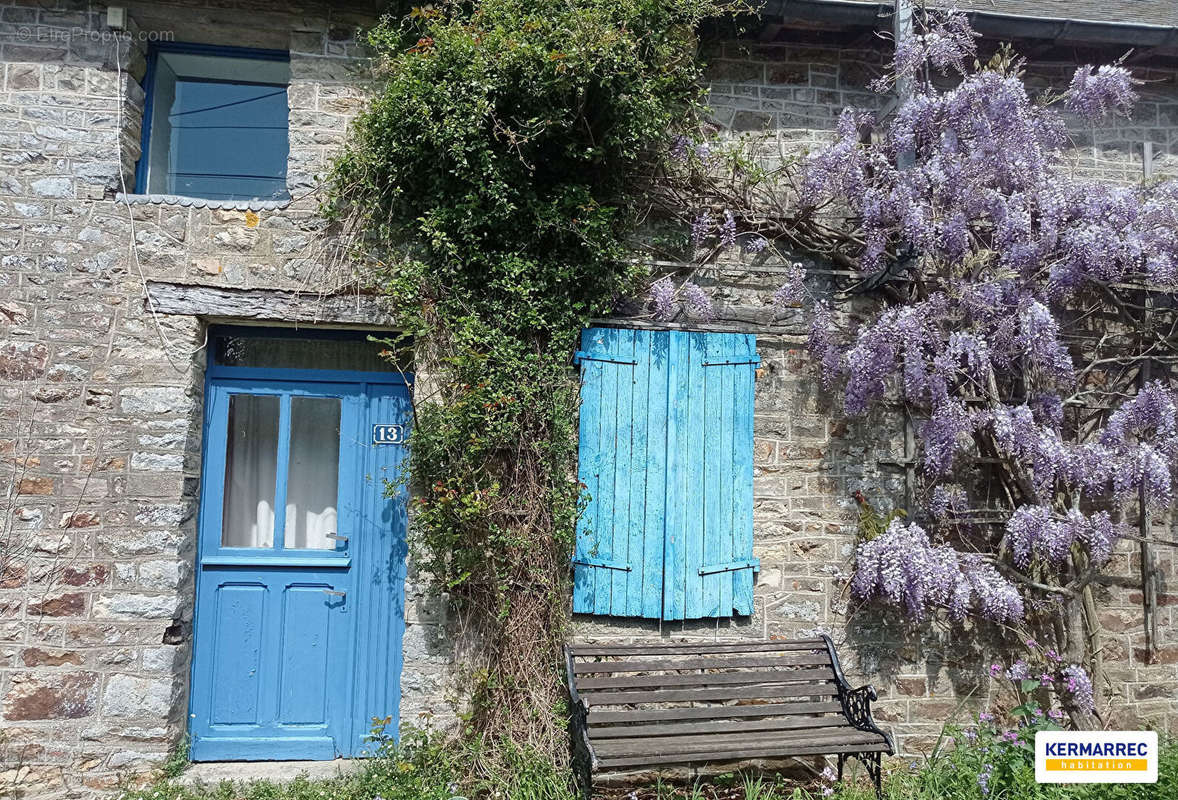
[572,327,760,621]
[136,44,291,201]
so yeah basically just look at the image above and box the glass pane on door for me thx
[221,394,280,547]
[284,396,341,550]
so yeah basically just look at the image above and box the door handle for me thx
[322,589,346,598]
[326,533,349,542]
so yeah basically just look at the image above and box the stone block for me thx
[30,176,73,198]
[28,592,86,617]
[3,671,99,720]
[20,647,84,667]
[100,674,173,718]
[93,593,180,620]
[119,386,191,415]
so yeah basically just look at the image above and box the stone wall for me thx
[0,2,1175,797]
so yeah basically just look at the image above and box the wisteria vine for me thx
[656,2,1175,712]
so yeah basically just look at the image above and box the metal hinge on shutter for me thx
[572,556,633,572]
[702,355,761,367]
[698,558,760,576]
[574,351,637,366]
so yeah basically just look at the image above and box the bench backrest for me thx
[567,638,846,731]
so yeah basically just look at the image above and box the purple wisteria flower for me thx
[894,6,977,82]
[807,302,844,388]
[719,210,737,249]
[744,235,769,253]
[682,282,714,321]
[772,263,806,311]
[648,276,676,321]
[929,485,967,520]
[1005,506,1121,569]
[669,134,689,163]
[1005,660,1031,682]
[851,520,1022,623]
[1062,664,1095,713]
[690,211,712,245]
[1065,65,1138,121]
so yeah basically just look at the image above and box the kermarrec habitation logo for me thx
[1036,731,1158,783]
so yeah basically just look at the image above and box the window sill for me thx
[115,192,292,211]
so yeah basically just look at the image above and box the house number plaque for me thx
[372,424,405,445]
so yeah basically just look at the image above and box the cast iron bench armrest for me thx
[822,634,895,750]
[564,645,598,771]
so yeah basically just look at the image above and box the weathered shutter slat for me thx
[732,333,757,615]
[683,333,708,619]
[599,328,624,614]
[641,331,668,618]
[625,330,651,617]
[663,331,689,621]
[610,329,635,614]
[573,328,603,613]
[722,332,740,615]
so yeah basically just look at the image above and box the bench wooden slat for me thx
[587,700,844,725]
[577,667,835,691]
[573,652,834,674]
[583,682,837,706]
[570,639,825,657]
[594,727,885,758]
[592,714,852,739]
[596,740,891,770]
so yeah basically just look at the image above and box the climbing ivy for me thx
[326,0,739,761]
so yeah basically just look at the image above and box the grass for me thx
[119,729,1178,800]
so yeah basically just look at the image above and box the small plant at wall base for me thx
[325,0,743,775]
[657,0,1178,729]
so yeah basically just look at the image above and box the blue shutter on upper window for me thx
[573,327,758,620]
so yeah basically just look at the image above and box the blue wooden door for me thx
[189,369,410,761]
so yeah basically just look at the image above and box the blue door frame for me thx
[189,357,412,761]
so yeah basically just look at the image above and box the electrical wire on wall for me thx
[113,37,208,373]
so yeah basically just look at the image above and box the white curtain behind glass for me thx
[284,396,341,550]
[221,394,279,547]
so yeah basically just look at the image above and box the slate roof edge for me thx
[759,1,1178,48]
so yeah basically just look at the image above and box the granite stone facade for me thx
[0,1,1174,797]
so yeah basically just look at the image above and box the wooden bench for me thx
[565,637,893,798]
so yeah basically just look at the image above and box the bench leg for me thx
[845,751,883,800]
[863,752,882,800]
[573,750,592,800]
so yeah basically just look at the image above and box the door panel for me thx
[209,582,266,725]
[190,375,410,761]
[278,582,337,724]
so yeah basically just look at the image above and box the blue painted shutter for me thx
[574,327,757,619]
[573,327,665,617]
